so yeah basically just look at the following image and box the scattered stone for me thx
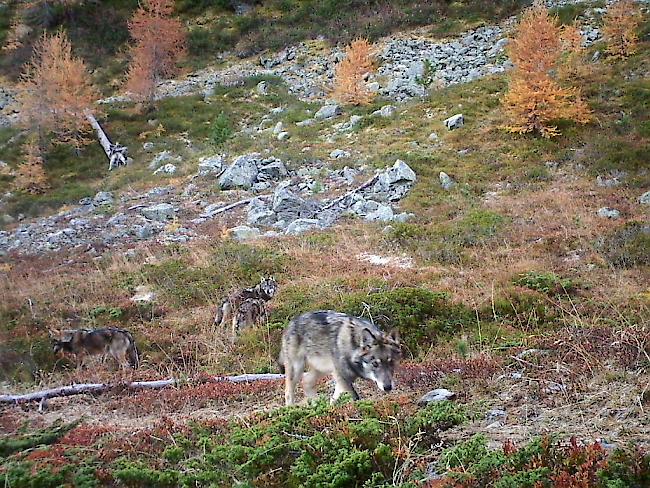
[277,131,291,141]
[257,159,288,181]
[230,225,261,241]
[131,285,157,304]
[485,409,506,424]
[296,119,315,127]
[256,81,268,95]
[92,191,114,206]
[639,191,650,205]
[596,171,626,188]
[247,198,277,226]
[218,154,260,190]
[197,155,225,176]
[148,151,179,170]
[273,121,284,134]
[181,183,198,197]
[330,149,351,159]
[153,163,177,175]
[285,218,322,235]
[371,159,417,201]
[597,207,621,219]
[428,132,439,142]
[418,389,456,405]
[439,171,456,190]
[142,142,155,152]
[372,105,396,118]
[367,82,380,92]
[272,186,320,222]
[443,113,464,130]
[314,103,341,120]
[342,166,359,185]
[141,203,176,222]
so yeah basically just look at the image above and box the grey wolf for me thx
[214,276,278,336]
[52,328,139,369]
[279,310,401,405]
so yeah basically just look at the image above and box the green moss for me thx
[513,271,578,297]
[0,421,78,457]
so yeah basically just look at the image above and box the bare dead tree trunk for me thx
[0,373,285,405]
[85,111,128,170]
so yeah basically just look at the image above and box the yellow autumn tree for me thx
[19,30,98,150]
[14,137,49,194]
[333,38,376,105]
[603,0,642,58]
[559,23,588,80]
[503,0,591,138]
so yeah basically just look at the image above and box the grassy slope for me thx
[0,2,648,486]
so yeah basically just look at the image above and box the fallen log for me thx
[201,194,272,218]
[85,111,129,171]
[0,373,285,405]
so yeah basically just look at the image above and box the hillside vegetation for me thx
[0,0,649,486]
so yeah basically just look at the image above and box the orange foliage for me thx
[333,38,376,105]
[14,137,49,194]
[19,30,98,149]
[503,0,591,138]
[125,0,187,106]
[603,0,643,58]
[559,23,588,79]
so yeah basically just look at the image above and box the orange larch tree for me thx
[125,0,187,108]
[19,30,98,150]
[333,38,376,106]
[603,0,643,58]
[503,0,591,138]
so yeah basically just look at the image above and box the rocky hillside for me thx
[0,0,649,486]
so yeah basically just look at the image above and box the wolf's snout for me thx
[383,384,393,392]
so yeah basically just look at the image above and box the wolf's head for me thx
[355,328,402,393]
[259,276,279,299]
[52,339,72,355]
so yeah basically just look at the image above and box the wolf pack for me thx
[51,276,402,405]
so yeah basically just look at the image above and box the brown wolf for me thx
[279,310,401,405]
[52,328,139,369]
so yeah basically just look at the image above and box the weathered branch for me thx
[0,373,285,405]
[201,194,272,218]
[85,111,129,170]
[322,174,380,210]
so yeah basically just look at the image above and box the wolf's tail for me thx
[276,349,285,374]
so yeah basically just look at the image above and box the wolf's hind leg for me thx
[303,370,326,400]
[284,356,305,406]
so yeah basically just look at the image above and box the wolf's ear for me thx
[361,327,377,346]
[387,328,400,344]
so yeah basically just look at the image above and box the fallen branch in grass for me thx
[322,174,379,210]
[0,373,285,405]
[201,194,272,218]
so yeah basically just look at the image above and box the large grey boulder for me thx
[153,163,177,175]
[272,186,320,222]
[371,159,417,201]
[639,191,650,205]
[247,198,277,226]
[443,114,464,130]
[197,155,225,176]
[418,388,456,405]
[439,171,456,190]
[286,218,322,235]
[148,151,180,170]
[372,105,396,118]
[92,191,114,206]
[218,154,260,190]
[597,207,621,219]
[257,159,288,181]
[230,225,261,241]
[314,104,341,120]
[141,203,176,222]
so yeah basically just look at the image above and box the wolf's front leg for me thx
[331,373,359,403]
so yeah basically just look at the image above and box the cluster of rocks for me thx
[0,87,19,128]
[215,153,289,192]
[234,159,417,238]
[378,26,510,100]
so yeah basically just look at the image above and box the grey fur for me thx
[214,276,278,336]
[280,310,401,405]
